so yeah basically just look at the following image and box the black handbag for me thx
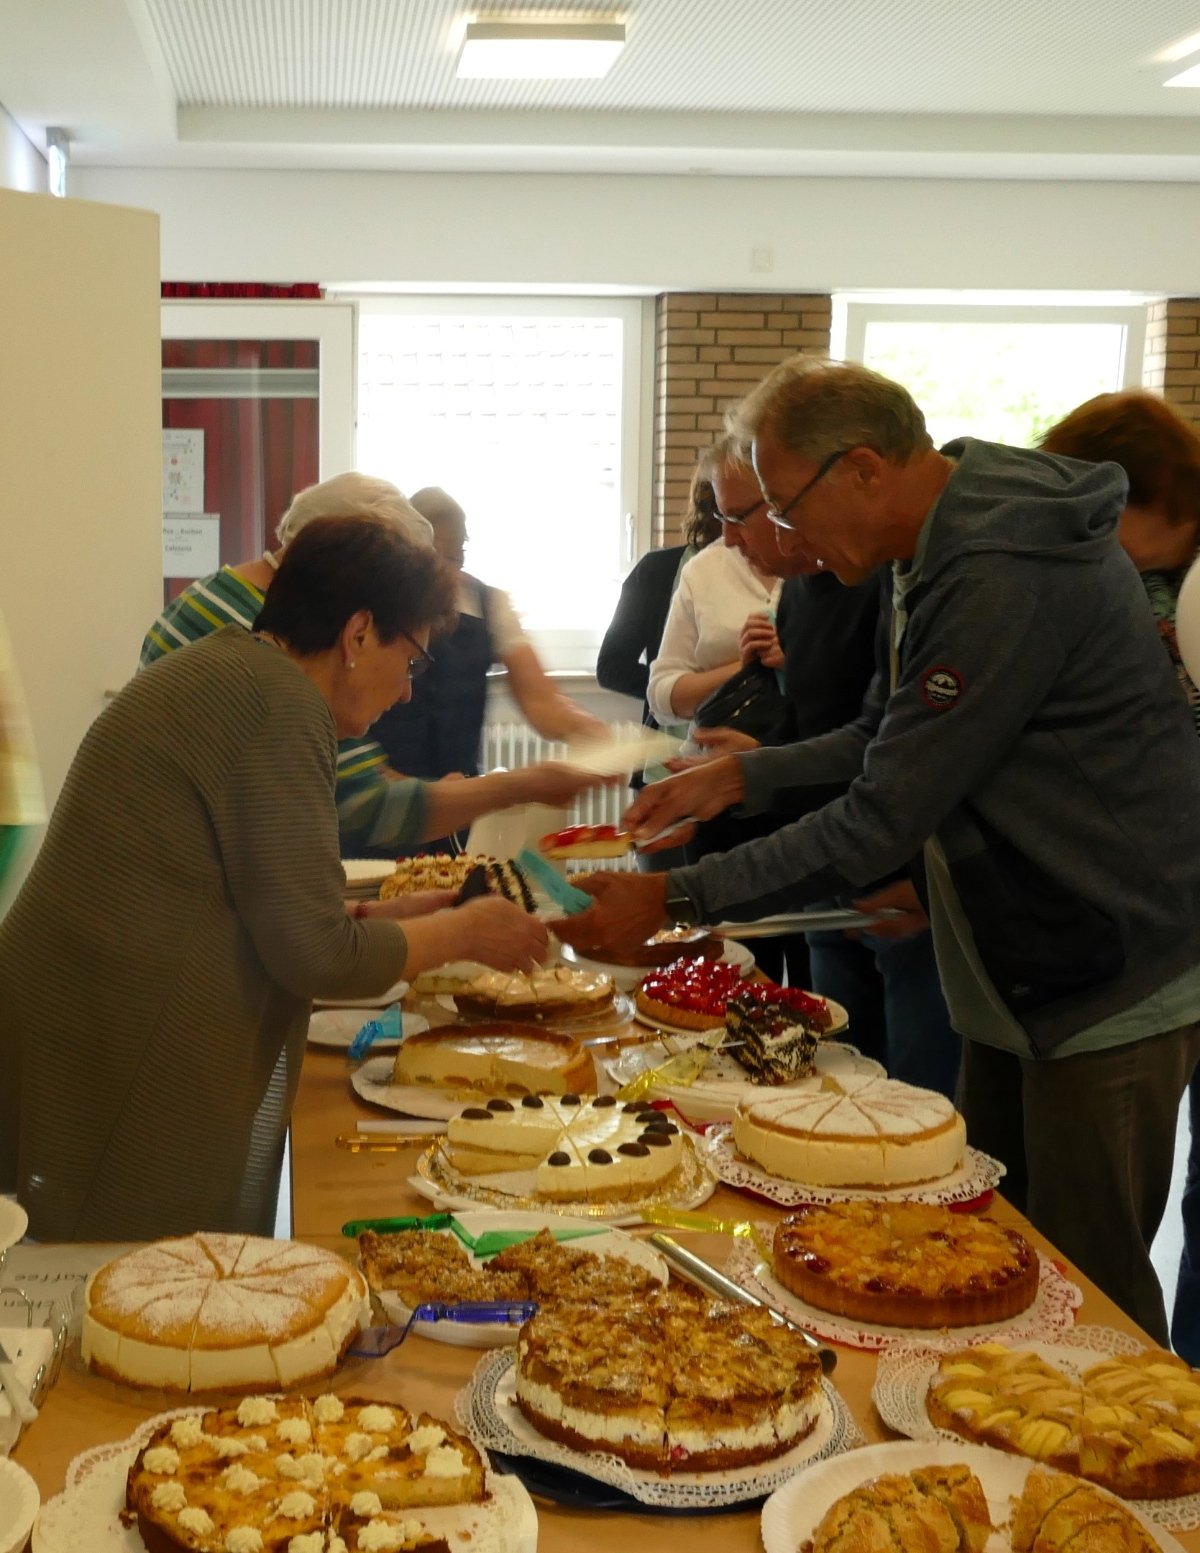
[693,659,789,744]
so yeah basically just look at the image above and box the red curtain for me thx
[161,283,323,299]
[161,339,320,602]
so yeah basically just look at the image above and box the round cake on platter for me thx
[452,966,614,1021]
[390,1023,594,1095]
[514,1288,825,1472]
[773,1201,1039,1328]
[125,1393,485,1553]
[83,1234,369,1393]
[733,1074,966,1188]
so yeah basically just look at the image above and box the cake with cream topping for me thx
[445,1093,684,1201]
[451,966,614,1020]
[515,1288,824,1471]
[733,1075,966,1188]
[124,1393,485,1553]
[83,1235,369,1393]
[390,1023,593,1095]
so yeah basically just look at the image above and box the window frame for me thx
[346,292,654,672]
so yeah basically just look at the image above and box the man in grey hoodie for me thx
[557,358,1200,1341]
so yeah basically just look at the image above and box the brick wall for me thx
[652,292,832,546]
[1143,298,1200,428]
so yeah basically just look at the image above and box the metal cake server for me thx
[349,1300,539,1357]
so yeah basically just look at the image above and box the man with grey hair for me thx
[141,472,603,856]
[556,357,1200,1341]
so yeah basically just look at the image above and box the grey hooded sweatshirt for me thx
[668,438,1200,1057]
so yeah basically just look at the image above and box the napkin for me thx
[0,1327,53,1454]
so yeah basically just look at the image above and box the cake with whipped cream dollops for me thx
[451,966,614,1020]
[724,986,833,1084]
[733,1074,966,1188]
[379,853,496,898]
[82,1234,369,1392]
[514,1287,825,1472]
[124,1393,485,1553]
[445,1093,684,1201]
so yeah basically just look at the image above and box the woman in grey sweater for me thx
[0,518,548,1241]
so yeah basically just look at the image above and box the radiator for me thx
[480,719,645,872]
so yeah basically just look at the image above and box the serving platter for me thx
[362,1210,668,1347]
[759,1437,1182,1553]
[309,1007,430,1051]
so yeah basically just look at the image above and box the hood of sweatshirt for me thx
[919,437,1129,586]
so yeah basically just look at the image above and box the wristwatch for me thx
[664,879,701,928]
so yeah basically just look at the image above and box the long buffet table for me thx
[14,1025,1200,1551]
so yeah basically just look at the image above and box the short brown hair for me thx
[731,356,933,462]
[1040,391,1200,527]
[255,516,457,654]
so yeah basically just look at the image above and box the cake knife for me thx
[0,1337,39,1424]
[646,1233,836,1374]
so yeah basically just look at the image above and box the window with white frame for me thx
[353,297,648,672]
[838,295,1150,449]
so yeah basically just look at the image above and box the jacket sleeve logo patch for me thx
[921,666,963,710]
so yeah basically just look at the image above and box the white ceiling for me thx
[5,0,1200,180]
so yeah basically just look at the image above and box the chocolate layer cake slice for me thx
[456,859,537,913]
[725,991,822,1084]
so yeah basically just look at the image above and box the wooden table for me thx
[15,1026,1200,1551]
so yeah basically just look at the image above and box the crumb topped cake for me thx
[82,1236,369,1393]
[733,1074,966,1188]
[928,1342,1200,1499]
[358,1227,662,1311]
[515,1289,825,1472]
[390,1024,594,1095]
[124,1393,485,1553]
[1011,1467,1159,1552]
[773,1201,1039,1328]
[804,1463,991,1553]
[445,1094,684,1201]
[451,966,614,1020]
[726,987,832,1084]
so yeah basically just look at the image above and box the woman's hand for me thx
[509,761,620,807]
[693,726,761,756]
[739,613,784,669]
[452,896,550,970]
[623,758,745,850]
[551,873,671,959]
[363,888,460,921]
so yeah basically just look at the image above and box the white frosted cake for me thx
[732,1073,966,1188]
[82,1234,369,1392]
[445,1094,684,1200]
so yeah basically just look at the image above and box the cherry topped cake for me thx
[539,824,632,859]
[773,1201,1039,1328]
[634,957,748,1030]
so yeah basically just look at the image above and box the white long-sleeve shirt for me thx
[646,541,780,733]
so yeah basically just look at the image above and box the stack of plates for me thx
[341,859,395,901]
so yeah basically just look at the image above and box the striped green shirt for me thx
[141,569,426,852]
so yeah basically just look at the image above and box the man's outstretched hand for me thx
[622,757,746,852]
[551,872,672,960]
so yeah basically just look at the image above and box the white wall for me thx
[74,165,1200,294]
[0,103,45,193]
[0,190,162,835]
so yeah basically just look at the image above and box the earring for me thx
[349,660,356,669]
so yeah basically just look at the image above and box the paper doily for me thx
[456,1346,864,1511]
[702,1126,1005,1206]
[411,1133,717,1222]
[33,1404,537,1553]
[722,1235,1082,1351]
[871,1324,1200,1532]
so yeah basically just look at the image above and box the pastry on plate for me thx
[1011,1465,1159,1551]
[539,823,632,859]
[804,1462,991,1553]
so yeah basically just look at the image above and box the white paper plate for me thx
[364,1210,668,1347]
[631,994,849,1040]
[560,936,755,991]
[0,1458,38,1553]
[312,977,410,1010]
[307,1008,429,1051]
[760,1437,1182,1553]
[350,1053,599,1121]
[0,1198,27,1255]
[33,1415,535,1553]
[559,728,681,778]
[341,858,396,887]
[603,1037,882,1124]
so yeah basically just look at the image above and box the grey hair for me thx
[275,472,434,548]
[730,356,932,463]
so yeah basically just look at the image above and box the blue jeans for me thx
[806,916,960,1101]
[1172,1068,1200,1361]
